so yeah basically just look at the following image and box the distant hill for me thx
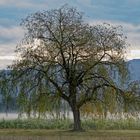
[128,59,140,81]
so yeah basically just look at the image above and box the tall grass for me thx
[0,118,140,130]
[0,119,72,129]
[83,118,140,130]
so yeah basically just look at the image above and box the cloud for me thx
[89,19,140,60]
[1,19,140,70]
[0,0,30,7]
[0,26,24,42]
[0,0,47,9]
[1,0,140,69]
[0,42,21,68]
[0,56,15,60]
[0,25,24,68]
[1,0,140,24]
[0,59,13,69]
[128,50,140,60]
[0,43,16,56]
[75,0,140,24]
[76,0,92,7]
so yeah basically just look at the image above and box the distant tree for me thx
[0,71,16,113]
[8,5,130,131]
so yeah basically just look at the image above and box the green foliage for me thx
[0,118,140,130]
[0,119,72,129]
[83,118,140,130]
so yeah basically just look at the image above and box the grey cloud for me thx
[89,19,140,50]
[0,0,47,9]
[0,59,13,69]
[0,43,16,56]
[0,26,24,43]
[0,25,24,68]
[75,0,140,24]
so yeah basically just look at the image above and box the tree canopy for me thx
[2,5,138,131]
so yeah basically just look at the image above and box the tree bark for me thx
[71,104,83,131]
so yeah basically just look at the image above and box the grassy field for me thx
[0,119,139,139]
[0,118,140,130]
[0,130,140,140]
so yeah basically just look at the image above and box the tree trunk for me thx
[71,105,83,131]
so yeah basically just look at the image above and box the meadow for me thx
[0,129,140,140]
[0,118,139,139]
[0,118,140,130]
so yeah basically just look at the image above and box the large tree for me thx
[9,5,129,131]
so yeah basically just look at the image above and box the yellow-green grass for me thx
[0,130,140,140]
[0,118,140,130]
[0,129,139,136]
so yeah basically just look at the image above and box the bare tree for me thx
[9,5,129,131]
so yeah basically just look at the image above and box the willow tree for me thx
[9,5,129,131]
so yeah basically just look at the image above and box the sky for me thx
[0,0,140,69]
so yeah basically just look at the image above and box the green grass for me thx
[0,129,140,140]
[0,119,72,129]
[0,118,140,130]
[0,129,139,136]
[83,118,140,130]
[0,119,139,139]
